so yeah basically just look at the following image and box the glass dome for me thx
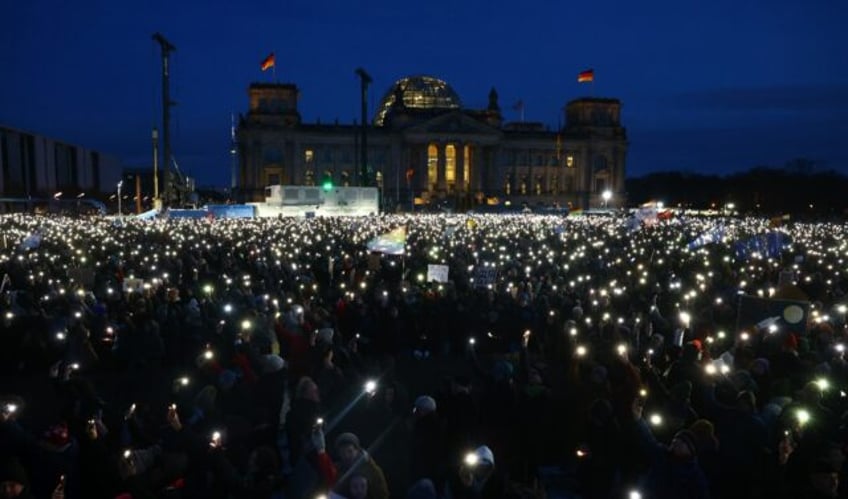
[374,75,462,126]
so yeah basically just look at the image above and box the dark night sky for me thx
[2,0,847,187]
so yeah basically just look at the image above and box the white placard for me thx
[427,264,449,283]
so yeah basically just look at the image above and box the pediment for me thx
[404,111,502,137]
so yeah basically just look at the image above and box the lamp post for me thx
[117,180,124,219]
[602,189,612,208]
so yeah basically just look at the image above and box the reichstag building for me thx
[235,75,626,210]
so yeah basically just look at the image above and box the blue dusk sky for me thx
[2,0,847,186]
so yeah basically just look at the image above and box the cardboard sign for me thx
[427,264,449,283]
[473,266,498,288]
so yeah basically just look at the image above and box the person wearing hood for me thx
[333,432,389,499]
[0,458,34,499]
[443,445,501,499]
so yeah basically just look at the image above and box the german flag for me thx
[578,69,594,83]
[260,52,275,71]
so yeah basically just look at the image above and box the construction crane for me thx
[152,32,192,207]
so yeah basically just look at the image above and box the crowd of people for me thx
[1,212,848,499]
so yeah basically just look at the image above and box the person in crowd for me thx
[334,432,390,499]
[3,212,848,499]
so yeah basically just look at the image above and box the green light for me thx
[322,180,333,191]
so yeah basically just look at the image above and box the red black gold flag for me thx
[260,53,275,71]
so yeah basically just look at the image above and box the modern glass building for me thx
[235,75,627,210]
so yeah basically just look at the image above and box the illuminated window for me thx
[566,155,574,168]
[427,144,438,188]
[550,174,558,194]
[305,149,314,163]
[463,145,471,188]
[445,144,456,188]
[304,169,314,186]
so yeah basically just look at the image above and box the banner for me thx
[688,224,726,250]
[734,231,790,260]
[135,209,159,221]
[366,226,407,255]
[19,232,42,251]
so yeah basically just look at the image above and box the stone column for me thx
[419,145,428,192]
[437,143,446,192]
[580,145,592,209]
[456,142,465,193]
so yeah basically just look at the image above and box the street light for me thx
[602,189,612,208]
[117,180,124,218]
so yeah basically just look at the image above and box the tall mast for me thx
[355,68,372,187]
[153,33,176,205]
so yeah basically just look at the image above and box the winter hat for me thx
[261,354,286,374]
[673,429,698,457]
[316,327,334,345]
[407,479,437,499]
[335,432,361,450]
[492,360,514,382]
[0,458,28,487]
[475,445,495,466]
[689,419,719,450]
[751,358,770,376]
[414,395,437,414]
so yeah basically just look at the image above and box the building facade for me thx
[0,125,122,198]
[236,76,626,210]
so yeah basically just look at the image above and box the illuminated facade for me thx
[236,76,627,210]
